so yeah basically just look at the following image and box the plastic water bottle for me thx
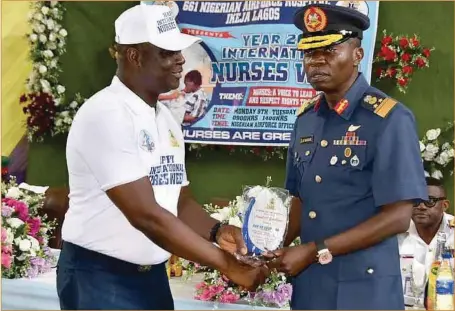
[435,252,454,310]
[427,233,446,310]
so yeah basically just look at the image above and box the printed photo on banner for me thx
[159,44,215,126]
[143,1,379,146]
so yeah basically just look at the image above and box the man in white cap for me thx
[57,4,267,310]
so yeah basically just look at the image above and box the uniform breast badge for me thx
[350,155,360,167]
[169,130,179,148]
[333,125,367,146]
[347,124,361,132]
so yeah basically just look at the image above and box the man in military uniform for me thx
[266,4,428,310]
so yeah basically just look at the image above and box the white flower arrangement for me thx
[205,196,245,228]
[21,1,85,142]
[420,122,454,180]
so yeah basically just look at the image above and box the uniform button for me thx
[315,175,322,183]
[367,268,374,274]
[309,211,317,219]
[305,150,311,156]
[320,140,328,147]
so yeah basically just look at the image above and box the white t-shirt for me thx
[62,76,189,265]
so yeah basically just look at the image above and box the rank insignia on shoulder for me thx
[449,217,454,228]
[362,94,398,118]
[364,95,380,105]
[296,101,310,116]
[297,95,320,116]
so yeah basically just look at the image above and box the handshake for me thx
[213,224,317,292]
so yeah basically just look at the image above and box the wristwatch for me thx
[209,222,223,243]
[316,240,333,265]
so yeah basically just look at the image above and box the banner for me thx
[143,1,380,146]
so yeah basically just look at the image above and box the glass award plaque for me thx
[238,184,291,264]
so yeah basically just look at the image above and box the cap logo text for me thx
[157,12,177,34]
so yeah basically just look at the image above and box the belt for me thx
[59,241,160,274]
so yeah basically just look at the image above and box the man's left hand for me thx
[216,225,247,256]
[265,243,317,276]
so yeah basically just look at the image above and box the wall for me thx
[1,1,31,156]
[25,1,454,208]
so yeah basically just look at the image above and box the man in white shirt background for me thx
[398,177,454,307]
[58,4,267,310]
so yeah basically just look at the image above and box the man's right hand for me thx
[106,177,268,284]
[220,253,270,291]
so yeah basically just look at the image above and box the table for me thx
[1,250,419,310]
[2,269,423,310]
[2,267,280,310]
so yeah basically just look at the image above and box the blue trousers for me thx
[56,242,174,310]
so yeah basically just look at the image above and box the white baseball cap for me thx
[114,4,201,51]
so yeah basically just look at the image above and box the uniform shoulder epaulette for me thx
[449,217,454,228]
[296,94,320,117]
[362,94,398,118]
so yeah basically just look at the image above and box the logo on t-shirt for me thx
[169,130,179,148]
[149,155,185,186]
[139,130,155,152]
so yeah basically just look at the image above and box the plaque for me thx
[239,185,291,262]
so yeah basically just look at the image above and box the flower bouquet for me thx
[194,269,242,304]
[180,259,209,281]
[419,122,454,180]
[374,30,434,93]
[251,272,293,308]
[1,177,57,279]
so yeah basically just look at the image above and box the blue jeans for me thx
[56,242,174,310]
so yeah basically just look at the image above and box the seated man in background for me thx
[398,177,454,306]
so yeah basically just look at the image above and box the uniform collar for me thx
[316,73,370,120]
[110,76,156,116]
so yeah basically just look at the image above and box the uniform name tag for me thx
[300,135,314,144]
